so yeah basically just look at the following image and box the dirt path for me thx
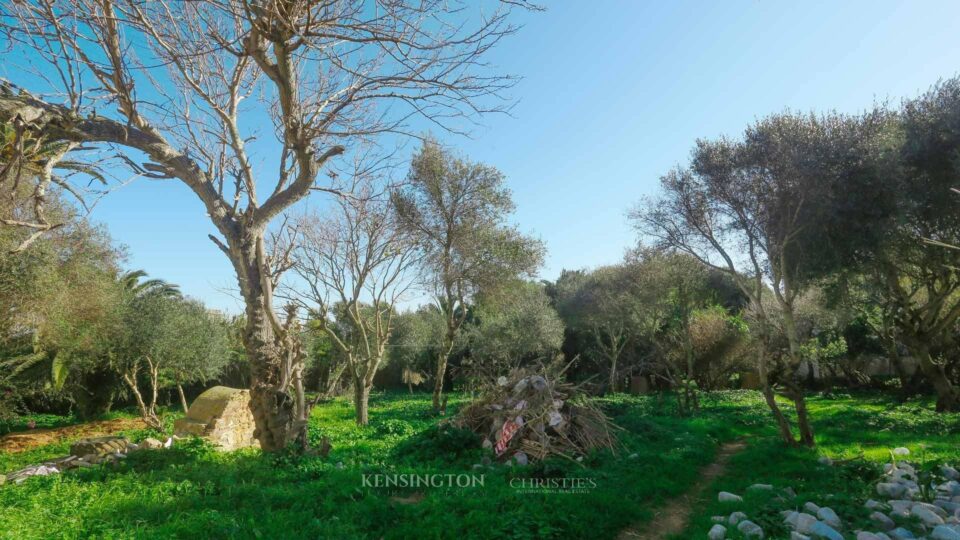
[617,440,747,540]
[0,418,146,453]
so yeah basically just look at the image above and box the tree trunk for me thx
[756,338,797,447]
[232,232,302,452]
[779,300,816,447]
[918,351,960,412]
[322,361,347,398]
[432,350,449,411]
[608,353,618,393]
[354,382,371,426]
[783,380,815,447]
[122,368,162,431]
[177,384,189,414]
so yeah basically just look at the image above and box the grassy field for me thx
[1,391,958,539]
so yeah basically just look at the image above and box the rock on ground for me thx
[173,386,259,451]
[718,491,742,503]
[708,524,726,540]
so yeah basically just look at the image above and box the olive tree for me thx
[463,280,564,377]
[392,141,544,410]
[633,112,887,446]
[0,0,532,449]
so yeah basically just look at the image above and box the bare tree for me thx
[0,107,115,253]
[0,0,529,450]
[287,185,418,425]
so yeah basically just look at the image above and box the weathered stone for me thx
[858,533,886,540]
[748,483,774,491]
[878,483,907,498]
[791,533,811,540]
[140,437,164,450]
[932,525,960,540]
[173,386,259,451]
[870,511,896,531]
[888,527,915,540]
[69,436,128,457]
[728,511,748,525]
[818,456,833,466]
[865,499,885,510]
[737,520,764,538]
[935,500,960,515]
[718,491,742,503]
[817,507,841,529]
[708,523,727,540]
[916,501,949,518]
[804,502,821,514]
[809,520,843,540]
[944,466,960,481]
[913,504,946,526]
[785,512,819,534]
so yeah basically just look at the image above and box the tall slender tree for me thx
[393,141,544,410]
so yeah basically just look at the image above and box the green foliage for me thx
[463,280,564,375]
[1,392,959,539]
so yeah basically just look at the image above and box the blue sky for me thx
[78,0,960,313]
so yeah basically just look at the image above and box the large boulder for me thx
[173,386,259,451]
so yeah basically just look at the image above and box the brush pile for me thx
[452,366,619,464]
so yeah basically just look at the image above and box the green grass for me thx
[1,391,957,539]
[680,392,960,539]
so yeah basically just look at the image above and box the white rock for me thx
[865,499,885,510]
[785,512,819,534]
[791,534,811,540]
[878,483,907,498]
[914,504,946,526]
[818,456,833,466]
[859,533,886,540]
[804,502,822,514]
[718,491,743,503]
[749,484,774,491]
[737,520,764,538]
[889,500,913,518]
[944,466,960,481]
[870,511,896,531]
[140,437,163,450]
[708,524,726,540]
[892,447,910,456]
[888,527,916,539]
[809,521,843,540]
[728,511,748,525]
[932,525,960,540]
[916,502,949,519]
[817,507,841,528]
[935,501,960,515]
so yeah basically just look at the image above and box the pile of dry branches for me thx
[452,365,619,464]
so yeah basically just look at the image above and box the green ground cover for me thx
[0,391,957,539]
